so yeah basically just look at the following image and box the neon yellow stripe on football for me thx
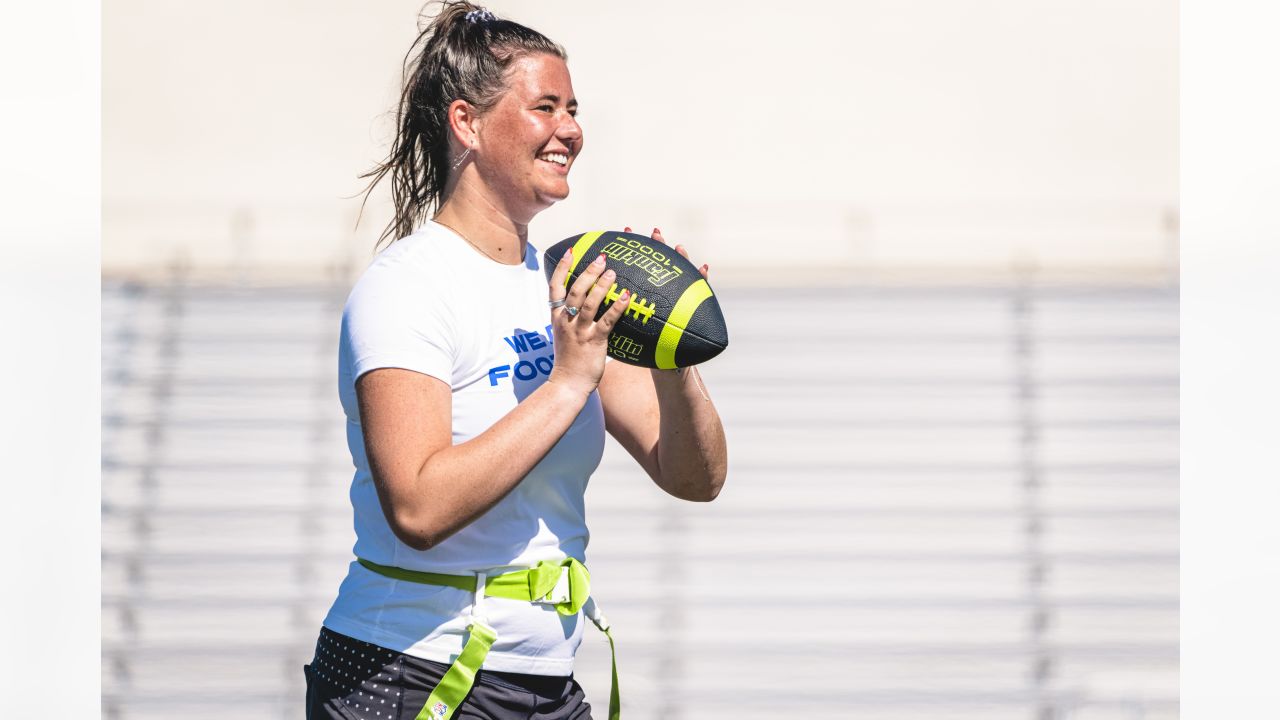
[564,231,605,287]
[655,279,713,370]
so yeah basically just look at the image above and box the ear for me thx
[446,99,480,150]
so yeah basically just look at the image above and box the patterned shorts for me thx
[304,627,593,720]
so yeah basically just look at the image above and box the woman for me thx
[306,3,727,719]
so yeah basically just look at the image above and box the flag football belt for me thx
[357,557,620,720]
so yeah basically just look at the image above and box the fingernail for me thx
[564,248,572,262]
[620,289,630,299]
[654,227,661,235]
[594,253,606,265]
[623,227,632,233]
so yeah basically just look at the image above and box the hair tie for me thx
[465,9,496,24]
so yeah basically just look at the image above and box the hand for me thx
[546,248,633,396]
[625,226,710,279]
[626,227,709,379]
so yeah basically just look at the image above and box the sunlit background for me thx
[102,1,1177,718]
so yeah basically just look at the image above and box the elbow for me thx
[372,467,455,552]
[390,518,436,552]
[396,531,436,553]
[695,457,729,502]
[694,474,726,502]
[384,505,446,552]
[687,486,722,503]
[664,468,727,502]
[658,441,727,502]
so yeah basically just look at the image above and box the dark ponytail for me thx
[360,1,566,248]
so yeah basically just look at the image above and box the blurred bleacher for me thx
[102,272,1178,720]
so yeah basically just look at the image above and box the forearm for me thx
[394,379,589,549]
[651,366,727,501]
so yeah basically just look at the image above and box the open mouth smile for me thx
[537,152,570,171]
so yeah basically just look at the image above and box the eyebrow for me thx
[537,94,578,108]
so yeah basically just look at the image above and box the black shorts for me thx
[304,627,593,720]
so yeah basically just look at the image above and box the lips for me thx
[536,151,571,179]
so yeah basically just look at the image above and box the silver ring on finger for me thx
[549,298,566,309]
[565,305,580,318]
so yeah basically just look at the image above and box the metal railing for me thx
[102,269,1178,720]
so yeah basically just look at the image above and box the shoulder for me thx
[346,224,462,307]
[339,226,470,354]
[339,226,463,375]
[365,224,464,282]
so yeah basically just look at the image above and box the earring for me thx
[450,145,472,171]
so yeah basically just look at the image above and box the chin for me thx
[535,185,571,207]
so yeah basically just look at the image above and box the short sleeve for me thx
[340,262,456,385]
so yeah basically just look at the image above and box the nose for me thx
[558,113,583,154]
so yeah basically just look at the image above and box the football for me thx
[543,230,729,369]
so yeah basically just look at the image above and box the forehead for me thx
[501,53,575,102]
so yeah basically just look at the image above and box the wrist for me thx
[650,366,685,385]
[546,372,597,401]
[652,365,712,403]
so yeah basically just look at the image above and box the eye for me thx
[536,104,554,113]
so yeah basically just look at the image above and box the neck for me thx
[434,180,531,265]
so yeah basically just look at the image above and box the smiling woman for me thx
[456,53,582,223]
[360,2,578,252]
[306,3,727,720]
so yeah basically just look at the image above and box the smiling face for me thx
[472,53,583,222]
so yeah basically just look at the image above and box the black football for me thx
[543,230,729,369]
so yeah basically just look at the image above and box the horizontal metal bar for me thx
[100,549,1179,566]
[100,593,1179,612]
[100,503,1178,521]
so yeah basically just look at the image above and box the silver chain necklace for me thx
[433,218,512,264]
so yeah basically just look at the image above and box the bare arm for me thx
[359,249,631,551]
[599,361,727,501]
[357,369,592,550]
[598,227,727,501]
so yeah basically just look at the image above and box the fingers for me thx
[581,267,616,320]
[668,240,710,278]
[564,252,607,317]
[626,226,667,246]
[597,287,631,331]
[622,225,710,279]
[557,248,630,330]
[549,247,572,300]
[670,244,709,278]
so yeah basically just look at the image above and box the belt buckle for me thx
[533,565,572,605]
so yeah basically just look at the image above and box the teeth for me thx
[539,153,568,166]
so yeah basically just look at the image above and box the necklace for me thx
[433,217,517,265]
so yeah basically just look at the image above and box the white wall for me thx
[103,0,1177,281]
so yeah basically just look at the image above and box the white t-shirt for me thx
[322,220,606,676]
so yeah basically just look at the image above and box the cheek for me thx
[528,120,554,145]
[489,120,543,161]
